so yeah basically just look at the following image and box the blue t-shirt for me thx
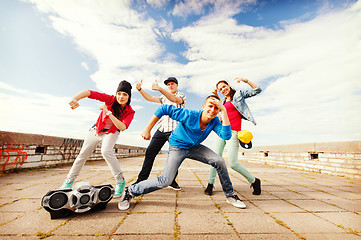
[154,105,232,149]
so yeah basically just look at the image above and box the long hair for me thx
[216,80,236,101]
[111,95,130,119]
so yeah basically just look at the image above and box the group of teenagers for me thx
[60,76,262,210]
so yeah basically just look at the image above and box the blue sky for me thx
[1,0,360,149]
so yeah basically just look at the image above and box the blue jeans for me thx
[136,130,178,183]
[129,144,235,197]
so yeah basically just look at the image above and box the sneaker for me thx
[118,187,133,211]
[204,183,214,195]
[226,195,246,209]
[114,179,126,198]
[251,178,261,195]
[60,179,74,189]
[168,181,182,191]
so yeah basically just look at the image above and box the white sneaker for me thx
[118,187,132,211]
[226,195,246,209]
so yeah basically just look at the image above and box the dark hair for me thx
[111,100,124,119]
[112,90,131,119]
[216,80,236,101]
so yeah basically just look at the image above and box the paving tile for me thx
[237,233,299,239]
[270,191,314,200]
[252,199,304,213]
[272,212,345,233]
[301,233,361,240]
[227,212,291,234]
[314,212,361,231]
[115,212,174,234]
[180,233,240,239]
[289,199,344,212]
[110,234,173,239]
[52,212,126,236]
[178,210,234,234]
[0,210,64,235]
[322,198,361,212]
[132,199,176,213]
[0,198,41,212]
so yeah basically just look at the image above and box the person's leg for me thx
[187,145,246,208]
[65,128,101,183]
[136,130,168,182]
[101,131,123,180]
[227,131,261,195]
[101,131,125,197]
[227,131,255,184]
[129,147,187,196]
[162,132,182,190]
[208,136,226,184]
[187,145,234,197]
[205,136,226,195]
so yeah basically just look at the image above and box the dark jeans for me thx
[136,130,178,183]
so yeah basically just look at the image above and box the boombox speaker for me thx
[41,182,114,219]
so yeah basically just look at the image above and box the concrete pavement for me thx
[0,153,360,239]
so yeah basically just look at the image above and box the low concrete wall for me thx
[0,131,146,172]
[239,141,361,179]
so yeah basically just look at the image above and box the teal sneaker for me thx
[60,179,74,189]
[114,179,125,198]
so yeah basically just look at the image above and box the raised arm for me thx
[152,80,184,104]
[136,80,162,103]
[234,77,262,99]
[235,77,259,89]
[210,98,230,127]
[69,90,91,110]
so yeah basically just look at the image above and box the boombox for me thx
[41,182,114,219]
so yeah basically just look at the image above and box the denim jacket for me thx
[227,86,262,125]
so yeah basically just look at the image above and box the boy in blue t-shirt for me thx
[118,95,247,210]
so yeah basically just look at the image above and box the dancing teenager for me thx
[134,77,186,190]
[118,95,247,210]
[60,81,135,198]
[205,77,262,196]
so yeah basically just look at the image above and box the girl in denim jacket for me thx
[205,77,262,196]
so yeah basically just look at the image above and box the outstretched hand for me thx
[136,80,143,91]
[69,99,79,110]
[99,104,107,112]
[141,129,151,140]
[212,88,219,98]
[152,80,161,91]
[235,77,248,83]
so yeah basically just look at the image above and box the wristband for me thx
[138,88,142,91]
[106,111,112,116]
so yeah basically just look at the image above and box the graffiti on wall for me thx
[0,139,28,171]
[60,138,83,161]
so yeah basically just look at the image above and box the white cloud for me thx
[81,62,89,71]
[17,0,361,146]
[171,1,361,144]
[0,81,145,146]
[0,81,97,139]
[172,0,255,18]
[146,0,168,9]
[26,0,169,93]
